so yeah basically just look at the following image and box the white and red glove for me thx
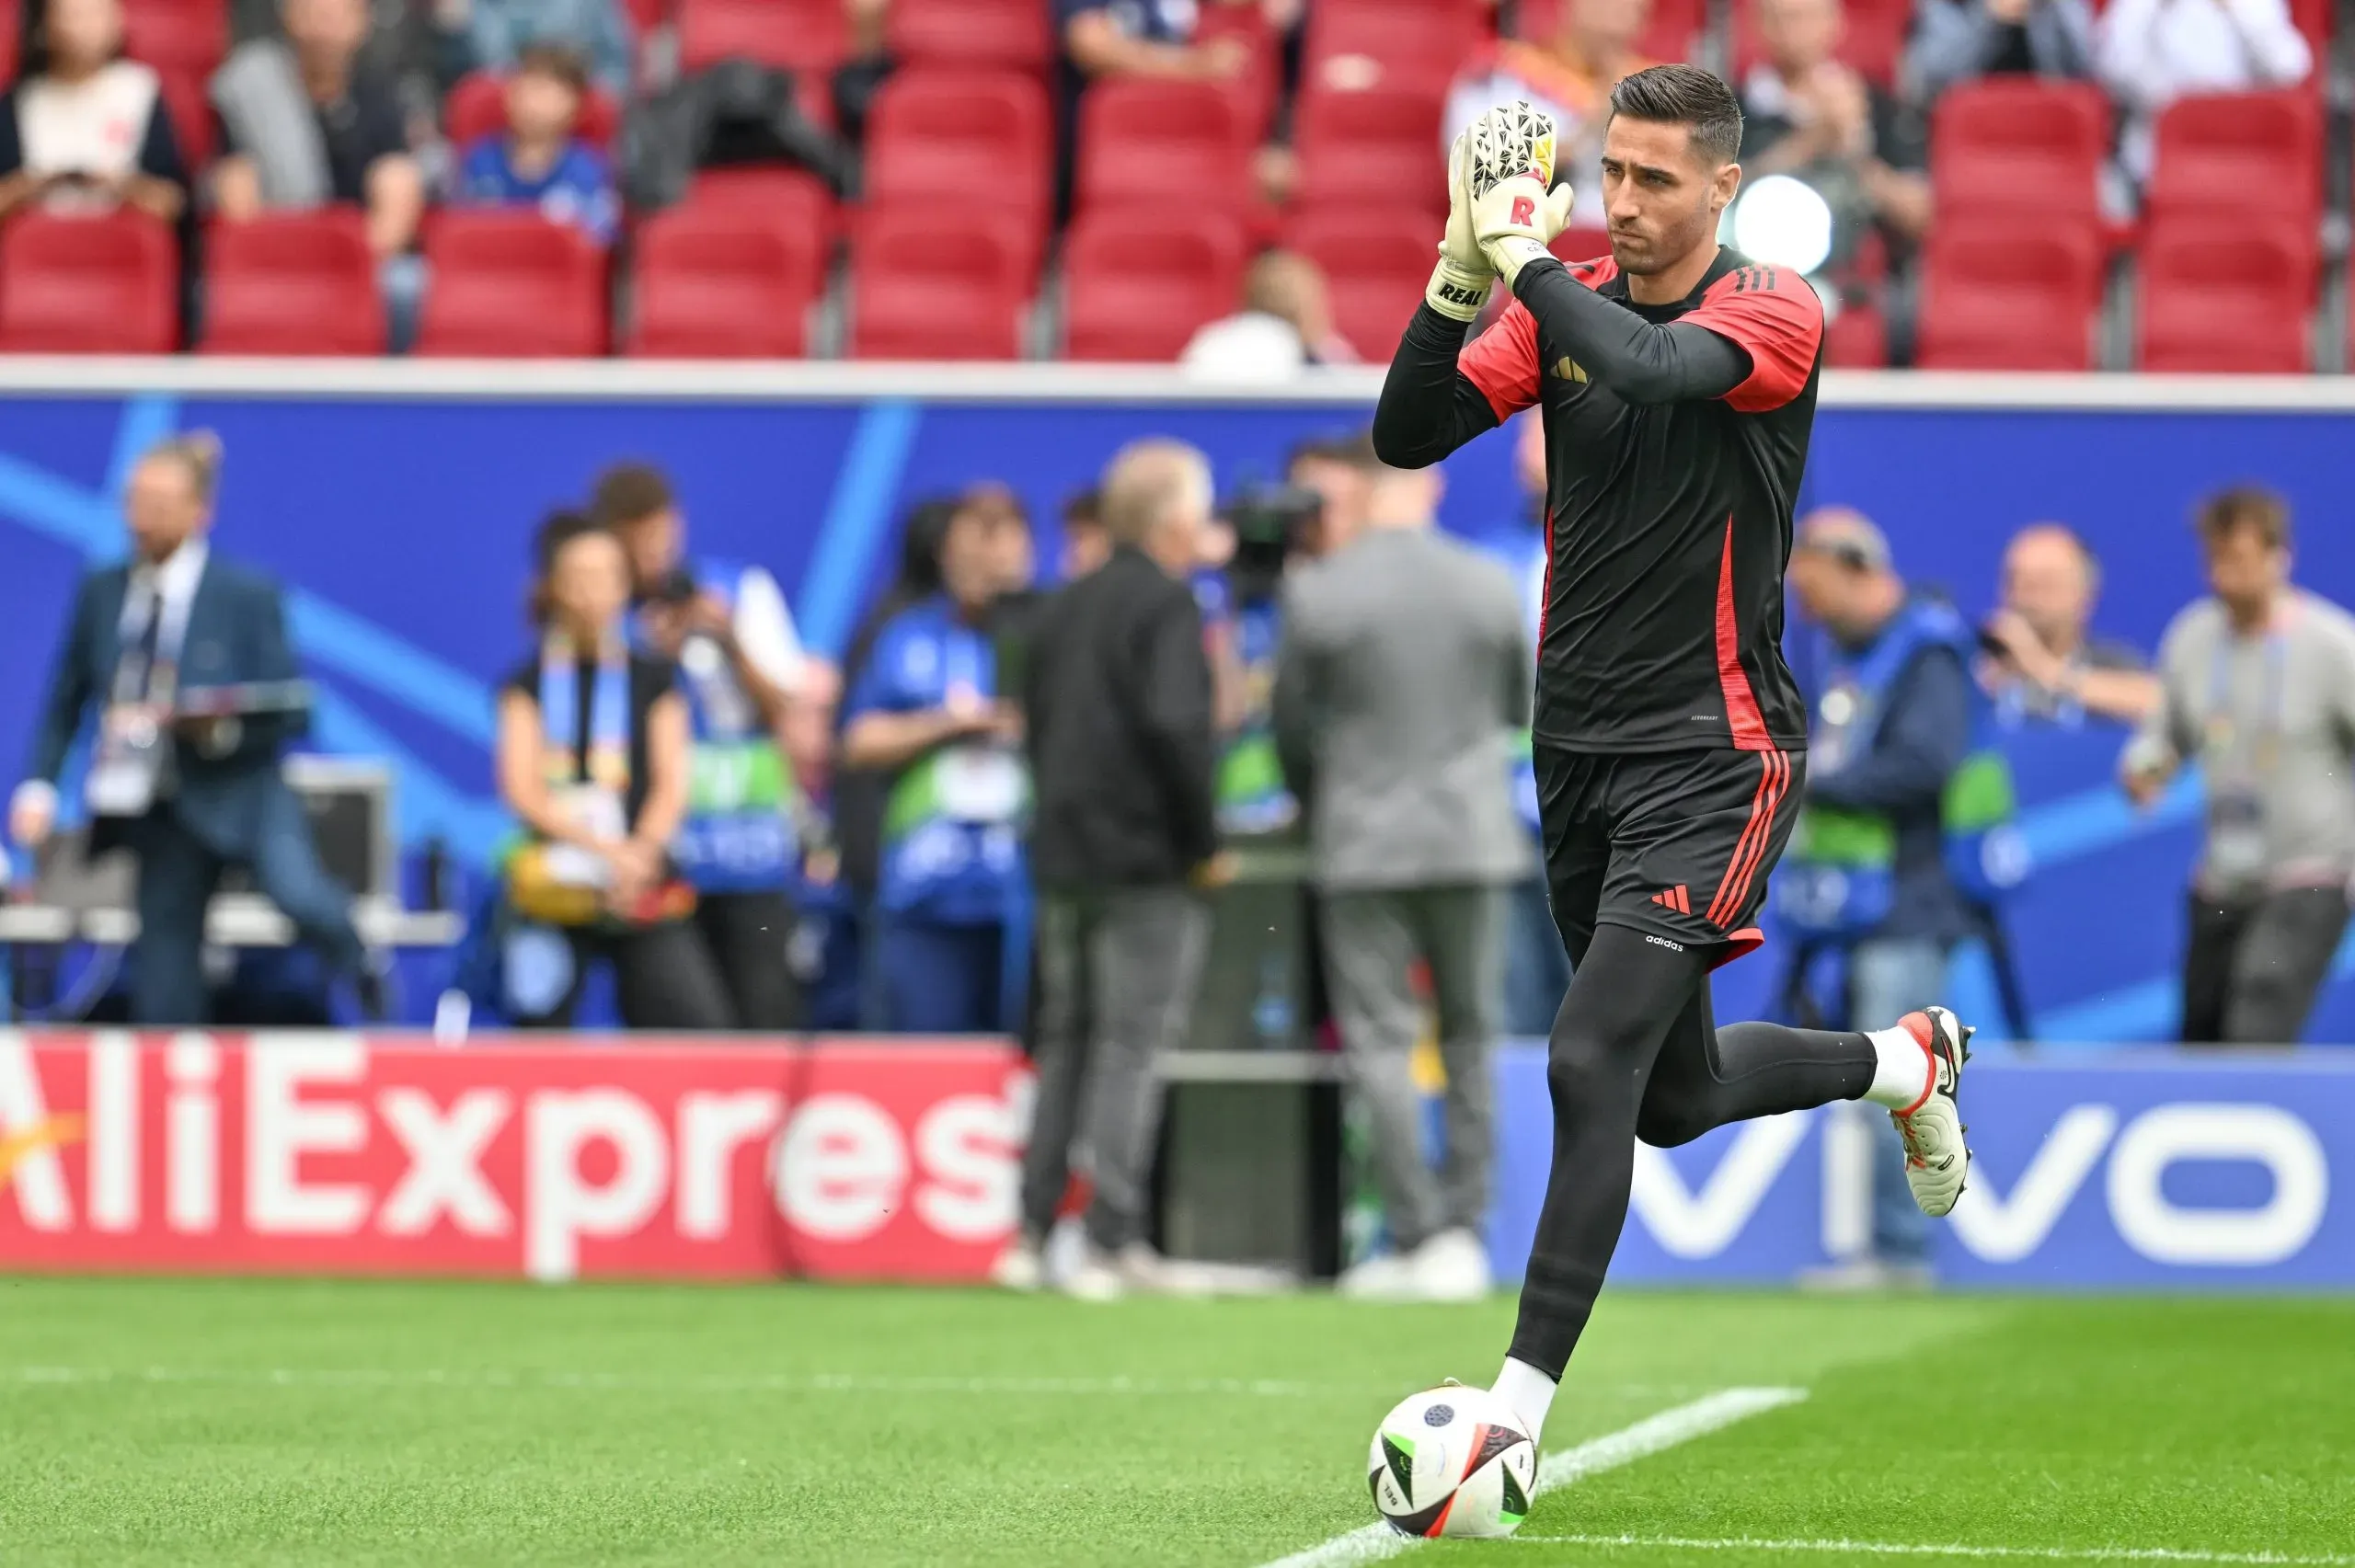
[1466,100,1577,289]
[1422,132,1494,322]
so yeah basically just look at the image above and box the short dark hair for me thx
[528,509,610,624]
[2196,486,2292,552]
[1608,63,1744,166]
[514,41,590,98]
[588,462,675,530]
[1063,487,1104,530]
[1287,428,1383,475]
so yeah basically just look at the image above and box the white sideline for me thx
[1257,1386,1809,1568]
[1510,1534,2355,1567]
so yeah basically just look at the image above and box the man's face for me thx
[1568,0,1652,54]
[615,509,682,589]
[125,459,206,562]
[283,0,367,61]
[1290,457,1368,549]
[506,68,581,143]
[1601,117,1739,279]
[2204,524,2289,614]
[2001,530,2092,648]
[1756,0,1841,75]
[1786,544,1848,625]
[938,507,1005,609]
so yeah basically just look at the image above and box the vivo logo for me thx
[1626,1101,2330,1269]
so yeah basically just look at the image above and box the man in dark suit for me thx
[7,434,372,1024]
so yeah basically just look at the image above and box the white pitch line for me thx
[1508,1534,2355,1568]
[1258,1386,1809,1568]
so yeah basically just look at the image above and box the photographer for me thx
[1211,474,1324,836]
[592,462,809,1032]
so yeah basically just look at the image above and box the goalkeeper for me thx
[1372,67,1976,1444]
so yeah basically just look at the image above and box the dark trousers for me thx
[513,919,735,1031]
[877,915,1007,1034]
[1018,886,1210,1252]
[694,889,800,1032]
[2180,886,2351,1045]
[130,806,364,1025]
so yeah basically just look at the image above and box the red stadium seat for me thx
[2145,90,2322,230]
[445,71,625,153]
[201,212,384,356]
[1075,79,1252,217]
[1516,0,1706,66]
[867,71,1049,271]
[1931,79,2108,223]
[625,206,821,358]
[678,0,845,74]
[625,0,671,27]
[1915,217,2102,371]
[1063,210,1246,361]
[1727,0,1911,83]
[1822,299,1889,368]
[417,212,608,357]
[1292,83,1447,220]
[0,3,16,83]
[122,0,226,79]
[1305,0,1488,94]
[1194,1,1284,140]
[1281,206,1433,361]
[0,210,178,353]
[884,0,1052,70]
[851,204,1029,360]
[156,69,214,167]
[2138,217,2313,373]
[683,165,836,245]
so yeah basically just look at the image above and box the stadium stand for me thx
[0,210,178,353]
[1304,0,1487,96]
[120,0,227,79]
[1074,78,1256,221]
[416,212,610,358]
[446,71,626,154]
[1292,81,1449,221]
[866,70,1051,274]
[883,0,1053,71]
[1929,78,2110,228]
[850,204,1030,360]
[1515,0,1708,66]
[201,212,385,358]
[683,166,836,246]
[2142,89,2324,233]
[677,0,848,74]
[2138,218,2315,373]
[1281,205,1432,362]
[626,204,822,358]
[1063,210,1246,361]
[1916,218,2104,371]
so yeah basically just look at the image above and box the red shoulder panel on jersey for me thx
[1684,265,1825,414]
[1457,300,1541,422]
[1567,255,1621,288]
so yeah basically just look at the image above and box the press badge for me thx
[85,704,169,818]
[540,784,627,887]
[936,745,1023,823]
[2207,788,2269,885]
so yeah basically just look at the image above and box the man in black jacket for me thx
[996,438,1221,1300]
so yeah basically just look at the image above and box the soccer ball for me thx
[1366,1385,1536,1539]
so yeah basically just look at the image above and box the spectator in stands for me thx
[496,511,734,1030]
[1904,0,2094,101]
[1274,432,1529,1303]
[1000,439,1223,1300]
[1445,0,1659,199]
[592,462,810,1034]
[442,0,632,98]
[1785,508,1980,1287]
[213,0,426,332]
[450,42,617,246]
[839,494,1031,1034]
[2123,487,2355,1045]
[1980,522,2160,726]
[1060,487,1110,581]
[1056,0,1252,209]
[2095,0,2310,189]
[0,0,189,223]
[1740,0,1930,273]
[1182,250,1359,380]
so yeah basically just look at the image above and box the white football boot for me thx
[1888,1005,1974,1218]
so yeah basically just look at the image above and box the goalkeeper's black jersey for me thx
[1376,246,1823,756]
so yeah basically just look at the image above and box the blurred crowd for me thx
[0,0,2333,365]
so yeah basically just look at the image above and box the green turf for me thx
[0,1279,2349,1567]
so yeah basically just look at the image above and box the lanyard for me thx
[2207,628,2289,778]
[112,578,192,707]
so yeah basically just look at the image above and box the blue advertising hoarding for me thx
[1488,1043,2355,1287]
[0,364,2349,1043]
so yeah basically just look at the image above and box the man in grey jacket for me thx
[2123,486,2355,1045]
[1274,432,1533,1302]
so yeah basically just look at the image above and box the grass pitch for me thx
[0,1279,2349,1567]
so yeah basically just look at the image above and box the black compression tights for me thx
[1506,923,1877,1379]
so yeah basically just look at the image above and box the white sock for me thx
[1862,1021,1935,1110]
[1492,1356,1557,1442]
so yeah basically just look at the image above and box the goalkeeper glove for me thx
[1422,132,1493,322]
[1467,101,1577,290]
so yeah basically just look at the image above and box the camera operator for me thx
[1210,475,1324,835]
[1273,430,1531,1302]
[592,461,809,1031]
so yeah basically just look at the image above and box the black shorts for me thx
[1534,744,1805,969]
